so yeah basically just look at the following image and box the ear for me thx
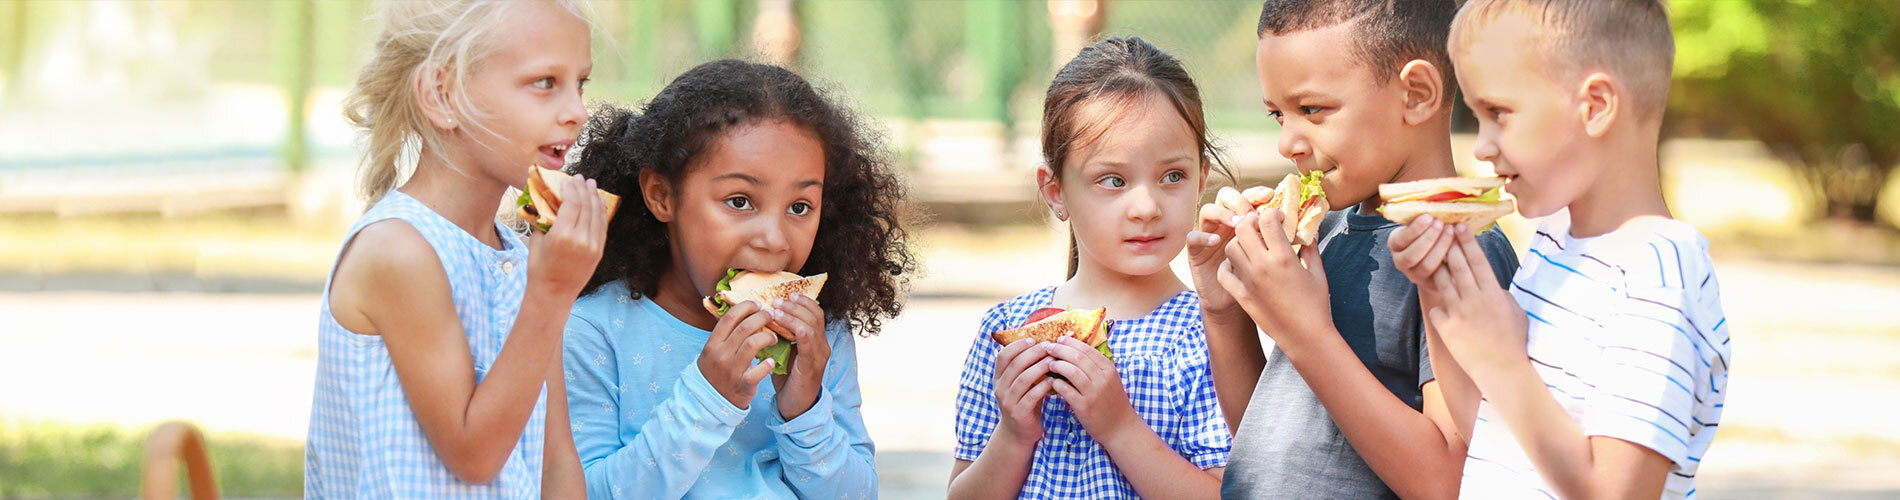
[413,65,459,131]
[1397,60,1446,126]
[1198,162,1210,193]
[1577,72,1618,138]
[1037,164,1067,221]
[640,170,675,223]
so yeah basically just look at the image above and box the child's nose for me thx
[1277,123,1311,161]
[1126,185,1163,221]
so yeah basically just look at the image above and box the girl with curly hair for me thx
[558,59,915,499]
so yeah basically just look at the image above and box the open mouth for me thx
[539,143,571,168]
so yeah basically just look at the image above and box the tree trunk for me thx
[1798,145,1893,225]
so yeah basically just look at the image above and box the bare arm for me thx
[541,348,586,499]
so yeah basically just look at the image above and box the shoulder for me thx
[1581,219,1714,291]
[331,219,451,331]
[567,281,634,338]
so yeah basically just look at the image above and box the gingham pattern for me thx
[306,191,545,500]
[955,287,1230,499]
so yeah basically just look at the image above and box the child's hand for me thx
[992,339,1056,451]
[1045,336,1141,444]
[1388,214,1457,288]
[527,174,608,300]
[1188,187,1259,320]
[769,293,828,421]
[697,301,780,409]
[1427,229,1530,380]
[1216,209,1336,353]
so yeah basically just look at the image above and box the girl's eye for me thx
[1163,170,1187,183]
[788,201,813,216]
[725,196,752,211]
[1266,110,1284,120]
[1300,106,1322,115]
[533,77,555,90]
[1096,176,1126,189]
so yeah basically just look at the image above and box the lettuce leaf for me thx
[710,268,741,315]
[1298,170,1326,203]
[756,340,793,375]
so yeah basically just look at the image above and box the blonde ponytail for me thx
[342,0,591,206]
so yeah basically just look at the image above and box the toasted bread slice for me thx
[701,271,829,341]
[1378,176,1505,200]
[1381,199,1517,231]
[990,308,1108,347]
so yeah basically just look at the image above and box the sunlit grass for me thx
[0,419,302,499]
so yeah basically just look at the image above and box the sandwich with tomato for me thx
[1228,170,1329,247]
[515,165,622,233]
[990,307,1113,361]
[702,269,829,374]
[1377,176,1515,231]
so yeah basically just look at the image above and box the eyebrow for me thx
[713,173,762,185]
[796,180,823,190]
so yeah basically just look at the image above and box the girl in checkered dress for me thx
[307,1,597,497]
[948,36,1232,499]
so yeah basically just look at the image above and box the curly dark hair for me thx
[568,59,918,337]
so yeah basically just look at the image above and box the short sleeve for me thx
[1582,283,1701,471]
[952,304,1013,461]
[1165,333,1231,469]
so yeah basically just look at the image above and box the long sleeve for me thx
[769,322,877,498]
[564,314,749,500]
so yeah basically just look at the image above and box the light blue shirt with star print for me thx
[563,280,876,500]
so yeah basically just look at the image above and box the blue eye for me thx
[1097,176,1126,189]
[788,201,813,216]
[725,196,751,211]
[1163,170,1186,183]
[533,77,555,90]
[1300,106,1322,115]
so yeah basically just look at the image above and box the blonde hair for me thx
[342,0,592,205]
[1449,0,1674,121]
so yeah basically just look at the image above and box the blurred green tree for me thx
[1671,0,1900,227]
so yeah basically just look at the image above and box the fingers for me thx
[1426,307,1452,333]
[1254,208,1293,259]
[1187,231,1227,264]
[1453,226,1497,291]
[1443,234,1482,296]
[1050,378,1082,404]
[1418,226,1455,275]
[1017,376,1057,409]
[1388,214,1435,252]
[732,312,779,359]
[1046,357,1093,389]
[996,340,1045,385]
[583,177,607,241]
[741,357,775,385]
[777,293,825,338]
[1227,212,1264,268]
[710,300,761,344]
[1431,267,1460,302]
[1215,187,1253,218]
[1241,185,1275,206]
[1299,243,1327,285]
[1005,354,1052,401]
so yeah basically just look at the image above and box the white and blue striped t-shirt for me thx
[1460,211,1730,500]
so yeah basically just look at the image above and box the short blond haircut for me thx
[342,0,592,205]
[1450,0,1674,121]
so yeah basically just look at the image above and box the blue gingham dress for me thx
[306,191,545,499]
[954,287,1231,498]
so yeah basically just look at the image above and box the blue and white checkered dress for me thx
[954,287,1230,498]
[305,191,546,499]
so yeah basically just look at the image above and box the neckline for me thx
[385,191,523,256]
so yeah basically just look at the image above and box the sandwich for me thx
[1226,170,1329,247]
[1377,176,1515,232]
[702,269,829,374]
[990,307,1113,361]
[515,165,622,233]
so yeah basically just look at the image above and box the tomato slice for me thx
[1025,307,1065,325]
[1418,190,1472,203]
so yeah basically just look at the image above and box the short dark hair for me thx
[569,60,918,336]
[1257,0,1459,93]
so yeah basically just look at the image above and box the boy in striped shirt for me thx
[1396,1,1732,498]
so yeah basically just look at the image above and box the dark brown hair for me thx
[569,60,918,336]
[1257,0,1459,94]
[1041,36,1230,278]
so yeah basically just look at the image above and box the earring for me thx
[1052,208,1067,221]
